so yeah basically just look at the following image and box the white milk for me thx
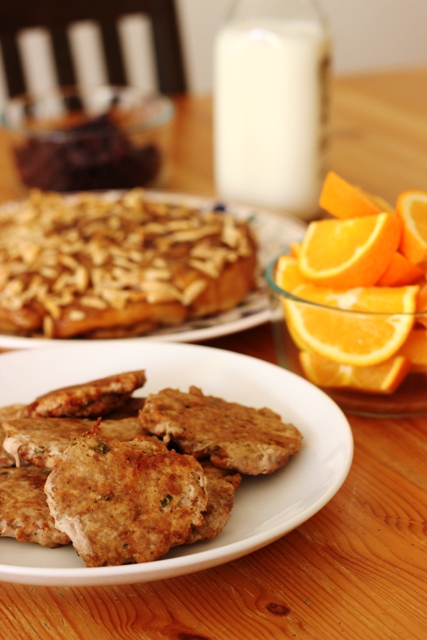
[214,19,330,220]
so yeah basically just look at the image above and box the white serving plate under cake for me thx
[0,190,306,349]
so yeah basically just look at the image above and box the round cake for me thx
[0,189,258,339]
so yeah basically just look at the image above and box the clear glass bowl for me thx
[0,85,175,194]
[266,252,427,417]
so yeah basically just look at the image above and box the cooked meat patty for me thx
[98,417,145,441]
[2,416,147,469]
[0,466,70,547]
[186,460,241,544]
[44,427,208,567]
[0,404,24,420]
[138,386,303,475]
[0,428,13,468]
[22,370,146,418]
[0,404,24,467]
[105,396,146,419]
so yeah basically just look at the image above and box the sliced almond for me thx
[181,279,208,306]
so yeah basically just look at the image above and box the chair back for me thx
[0,0,186,105]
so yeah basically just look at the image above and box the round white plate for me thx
[0,191,306,349]
[0,341,353,586]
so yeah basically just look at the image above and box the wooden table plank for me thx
[329,67,427,205]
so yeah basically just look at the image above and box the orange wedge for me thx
[398,329,427,372]
[289,241,302,258]
[415,282,427,328]
[298,212,402,288]
[274,255,310,350]
[284,283,418,366]
[299,351,411,394]
[418,281,427,309]
[396,189,427,264]
[319,171,393,219]
[275,255,308,292]
[377,251,424,286]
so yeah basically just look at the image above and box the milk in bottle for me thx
[214,0,331,220]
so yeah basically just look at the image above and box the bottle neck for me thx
[229,0,323,22]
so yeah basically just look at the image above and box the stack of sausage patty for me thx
[0,370,302,567]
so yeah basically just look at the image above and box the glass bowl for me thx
[266,252,427,417]
[0,85,175,195]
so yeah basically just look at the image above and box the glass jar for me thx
[214,0,331,221]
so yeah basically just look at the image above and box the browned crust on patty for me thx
[44,427,208,566]
[22,370,146,418]
[105,396,145,419]
[0,404,25,467]
[186,461,241,544]
[138,386,303,475]
[2,415,149,469]
[0,466,70,547]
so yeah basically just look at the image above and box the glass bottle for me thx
[213,0,331,221]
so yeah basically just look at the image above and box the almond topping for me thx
[80,296,109,310]
[75,266,90,292]
[67,310,87,321]
[181,279,208,306]
[43,315,55,338]
[0,189,256,337]
[141,282,182,303]
[42,299,61,320]
[59,255,79,270]
[188,259,220,278]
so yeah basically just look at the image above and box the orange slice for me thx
[398,329,427,372]
[377,251,424,286]
[298,212,402,288]
[289,241,302,258]
[319,171,393,219]
[396,189,427,264]
[274,255,310,350]
[275,255,308,292]
[284,283,418,366]
[415,282,427,328]
[417,281,427,309]
[299,351,411,394]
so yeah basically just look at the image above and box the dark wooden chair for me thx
[0,0,187,103]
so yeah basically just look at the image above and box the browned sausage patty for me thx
[0,466,70,547]
[0,404,24,467]
[138,386,303,475]
[44,427,208,566]
[2,415,147,469]
[22,370,146,418]
[186,460,241,544]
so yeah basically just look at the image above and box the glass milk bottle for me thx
[214,0,331,221]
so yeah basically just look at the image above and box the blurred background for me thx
[176,0,427,93]
[0,0,425,98]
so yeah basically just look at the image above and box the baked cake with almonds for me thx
[0,189,257,339]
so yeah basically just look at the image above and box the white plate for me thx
[0,191,306,349]
[0,341,353,586]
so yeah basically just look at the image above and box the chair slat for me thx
[117,13,158,95]
[67,20,108,88]
[0,47,9,107]
[17,27,59,94]
[0,9,181,107]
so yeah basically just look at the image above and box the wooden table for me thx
[2,68,427,639]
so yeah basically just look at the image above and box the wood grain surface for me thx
[1,68,427,640]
